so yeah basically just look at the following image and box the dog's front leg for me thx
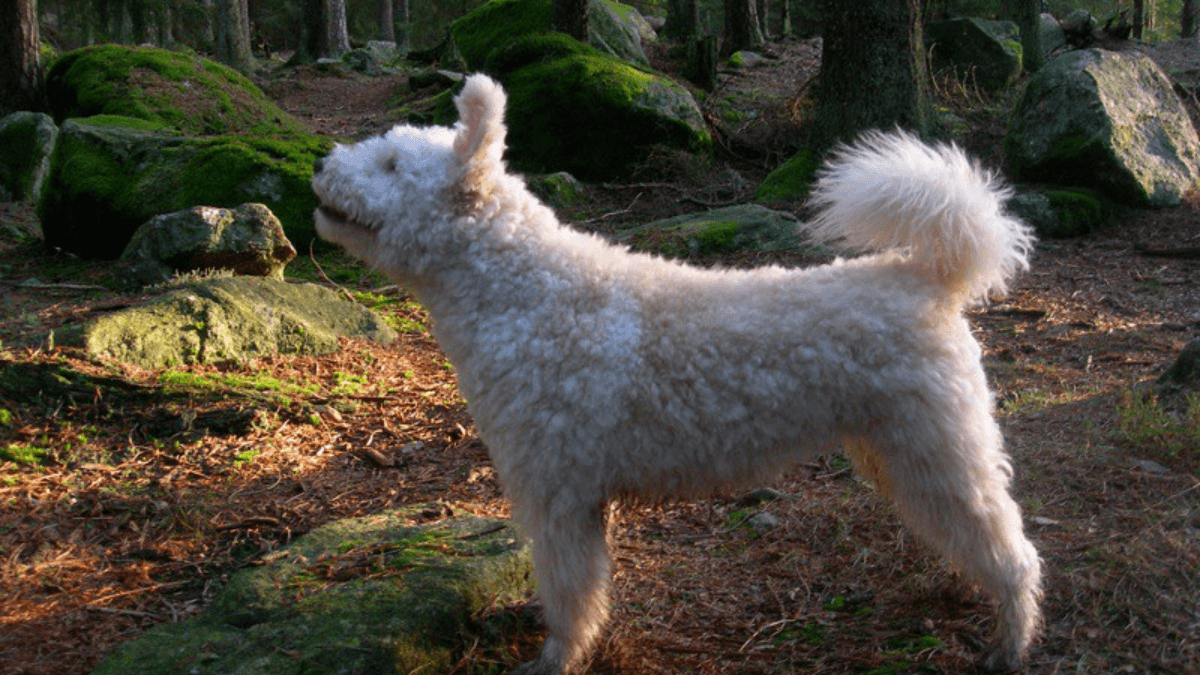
[513,498,612,675]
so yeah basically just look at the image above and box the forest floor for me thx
[2,37,1199,675]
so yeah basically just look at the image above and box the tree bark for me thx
[378,0,394,41]
[663,0,698,41]
[214,0,252,72]
[1015,0,1043,74]
[396,0,409,53]
[0,0,45,115]
[724,0,764,54]
[552,0,588,42]
[1183,0,1198,38]
[302,0,349,60]
[812,0,932,151]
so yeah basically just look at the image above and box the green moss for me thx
[484,32,604,75]
[1044,189,1109,238]
[693,220,741,254]
[1,444,47,467]
[451,0,555,70]
[756,149,820,203]
[0,113,56,201]
[503,54,707,179]
[175,134,331,248]
[38,122,331,258]
[45,44,306,138]
[77,114,174,132]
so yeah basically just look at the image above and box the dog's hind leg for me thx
[850,416,1043,672]
[513,498,612,675]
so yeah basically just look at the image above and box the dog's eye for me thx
[382,156,397,172]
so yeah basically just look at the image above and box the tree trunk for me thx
[0,0,45,115]
[552,0,588,42]
[396,0,409,53]
[302,0,349,60]
[1133,0,1144,40]
[724,0,764,54]
[1015,0,1043,74]
[1183,0,1198,38]
[663,0,698,41]
[812,0,932,151]
[379,0,394,41]
[214,0,252,72]
[157,0,174,46]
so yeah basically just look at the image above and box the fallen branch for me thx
[1134,244,1200,259]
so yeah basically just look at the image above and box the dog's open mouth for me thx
[316,203,377,232]
[317,204,351,224]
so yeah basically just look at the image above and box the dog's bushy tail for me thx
[805,129,1034,304]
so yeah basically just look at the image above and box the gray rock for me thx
[528,172,586,209]
[38,118,328,258]
[588,0,654,67]
[1040,13,1067,58]
[1060,9,1097,44]
[341,48,379,73]
[88,506,533,675]
[621,204,805,258]
[746,512,781,534]
[63,276,396,369]
[1007,189,1109,238]
[1132,459,1170,474]
[1158,338,1200,387]
[736,487,786,507]
[0,112,58,203]
[120,203,297,287]
[926,17,1022,91]
[1005,48,1200,207]
[454,0,652,69]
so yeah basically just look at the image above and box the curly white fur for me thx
[313,74,1042,675]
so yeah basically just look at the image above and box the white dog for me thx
[312,74,1043,674]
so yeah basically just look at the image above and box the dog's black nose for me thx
[313,157,324,174]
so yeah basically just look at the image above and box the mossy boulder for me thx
[445,0,704,179]
[621,204,805,258]
[1007,189,1112,238]
[62,276,395,369]
[38,117,330,259]
[926,17,1022,92]
[0,112,58,203]
[528,171,587,209]
[756,149,821,203]
[120,203,297,288]
[1006,49,1200,207]
[452,0,651,69]
[45,44,307,138]
[1158,339,1200,389]
[88,506,533,675]
[500,53,709,179]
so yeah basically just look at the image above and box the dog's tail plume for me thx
[805,129,1034,304]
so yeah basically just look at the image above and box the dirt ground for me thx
[1,38,1198,675]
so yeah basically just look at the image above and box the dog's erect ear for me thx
[453,75,507,180]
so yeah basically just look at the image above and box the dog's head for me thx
[311,74,509,273]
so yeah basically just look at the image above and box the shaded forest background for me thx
[26,0,1200,68]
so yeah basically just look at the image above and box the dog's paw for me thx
[980,643,1024,672]
[510,660,564,675]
